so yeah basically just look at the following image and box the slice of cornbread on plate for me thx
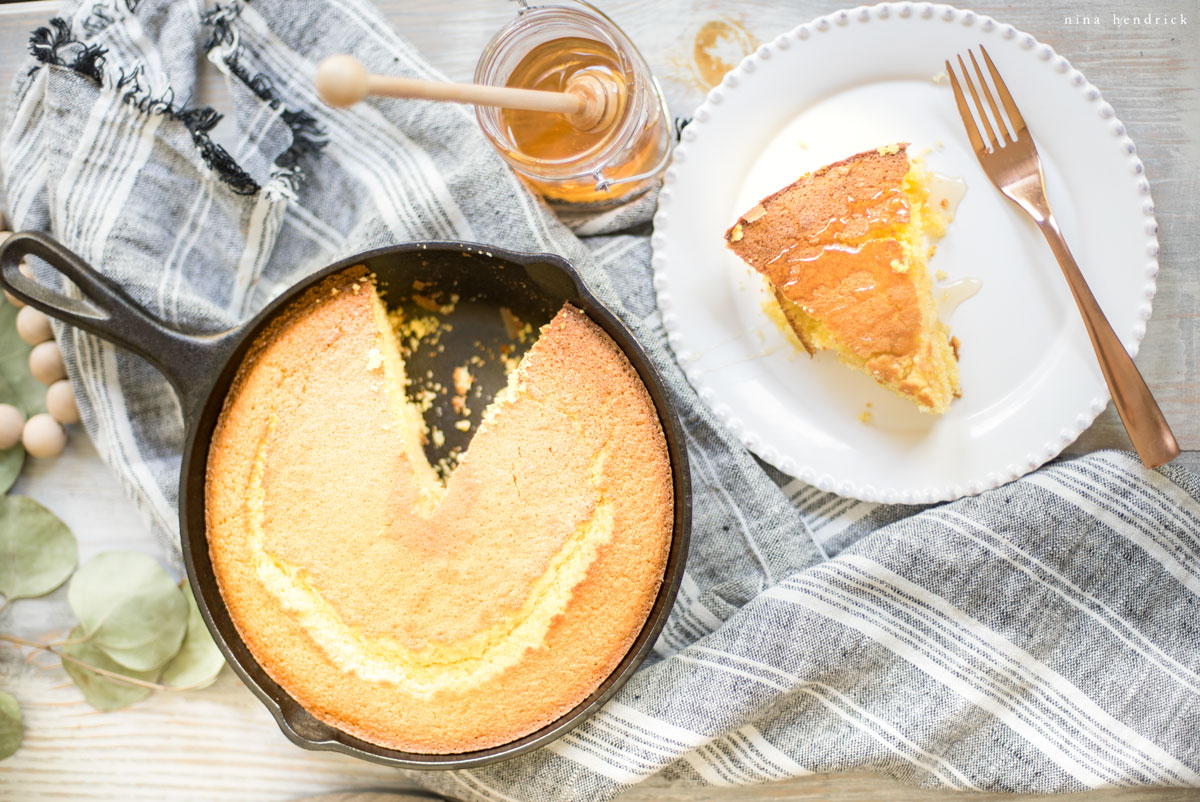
[725,143,960,415]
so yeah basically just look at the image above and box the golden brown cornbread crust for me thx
[725,145,913,264]
[724,145,960,413]
[205,269,673,754]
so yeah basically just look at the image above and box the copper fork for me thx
[946,46,1178,468]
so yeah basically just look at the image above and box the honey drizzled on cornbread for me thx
[205,269,672,754]
[726,144,961,414]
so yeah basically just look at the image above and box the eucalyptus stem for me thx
[0,633,195,692]
[45,633,91,647]
[0,596,9,617]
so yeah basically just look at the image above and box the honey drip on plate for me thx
[937,277,982,318]
[927,172,968,218]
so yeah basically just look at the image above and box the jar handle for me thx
[595,77,675,192]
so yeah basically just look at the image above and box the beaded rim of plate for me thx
[650,2,1160,505]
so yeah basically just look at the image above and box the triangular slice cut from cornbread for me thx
[725,144,960,414]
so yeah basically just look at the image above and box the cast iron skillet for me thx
[0,231,691,770]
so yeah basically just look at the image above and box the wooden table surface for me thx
[1,0,1198,799]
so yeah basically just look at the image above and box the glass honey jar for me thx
[474,0,673,208]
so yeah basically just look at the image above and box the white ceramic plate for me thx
[651,2,1159,504]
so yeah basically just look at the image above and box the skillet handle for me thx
[0,231,238,420]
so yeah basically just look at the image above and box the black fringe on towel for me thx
[115,64,261,195]
[201,3,241,53]
[175,107,261,196]
[30,16,260,195]
[29,18,108,84]
[202,3,329,187]
[28,6,327,196]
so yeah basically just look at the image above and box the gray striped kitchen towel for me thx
[3,0,1198,797]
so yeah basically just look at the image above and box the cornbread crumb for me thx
[413,388,437,411]
[877,143,901,155]
[412,293,460,315]
[430,427,445,448]
[453,366,473,396]
[454,419,471,431]
[936,269,948,281]
[497,310,535,346]
[391,310,439,341]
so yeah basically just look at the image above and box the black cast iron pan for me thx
[0,231,691,770]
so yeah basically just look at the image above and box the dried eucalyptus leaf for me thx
[67,552,188,672]
[161,585,225,689]
[0,689,21,761]
[0,304,45,416]
[0,374,28,491]
[60,625,156,711]
[0,495,77,601]
[0,445,23,495]
[0,371,15,405]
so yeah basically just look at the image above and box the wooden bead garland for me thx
[46,380,80,425]
[29,341,66,385]
[0,403,23,450]
[22,413,66,458]
[2,228,80,459]
[16,306,53,345]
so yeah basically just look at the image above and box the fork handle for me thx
[1037,214,1179,467]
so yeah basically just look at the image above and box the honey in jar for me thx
[474,1,672,208]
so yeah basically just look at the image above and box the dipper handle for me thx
[316,55,580,113]
[315,55,616,131]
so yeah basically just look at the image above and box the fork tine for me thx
[980,45,1027,136]
[958,54,999,150]
[969,50,1008,143]
[945,59,985,154]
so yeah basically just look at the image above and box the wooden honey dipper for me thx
[315,54,620,133]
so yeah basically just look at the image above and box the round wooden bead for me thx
[0,403,24,450]
[22,413,66,458]
[46,380,80,425]
[3,259,33,308]
[29,341,66,384]
[16,306,53,345]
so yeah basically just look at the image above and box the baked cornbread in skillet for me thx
[725,144,960,414]
[205,268,672,754]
